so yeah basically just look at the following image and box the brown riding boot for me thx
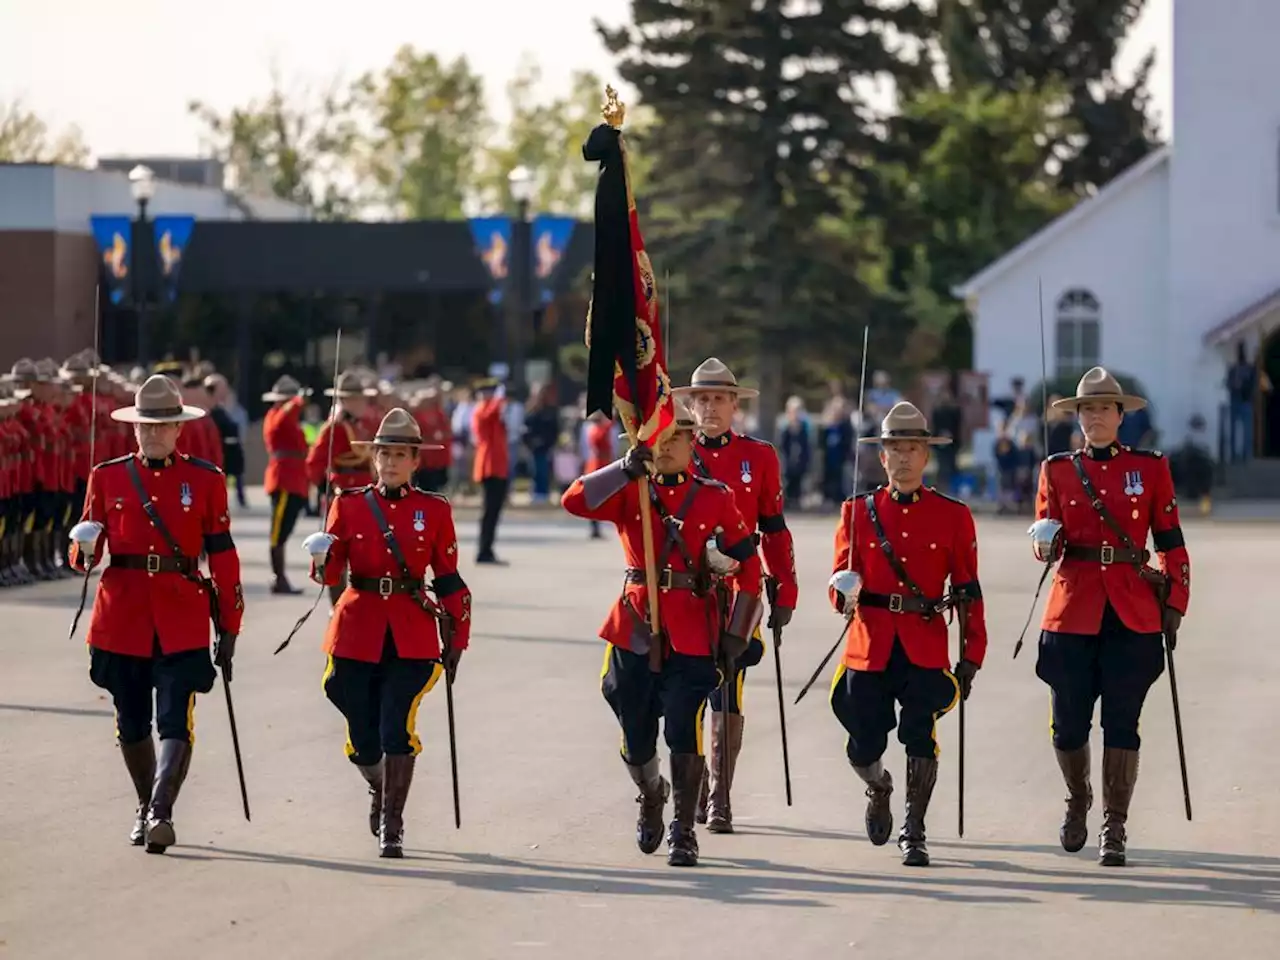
[695,766,709,824]
[706,712,744,834]
[270,545,302,595]
[1099,747,1140,867]
[120,738,156,846]
[379,754,417,858]
[667,754,705,867]
[626,756,670,854]
[145,739,192,854]
[1055,745,1093,853]
[851,759,895,846]
[898,756,938,867]
[358,759,384,837]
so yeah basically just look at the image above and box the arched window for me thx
[1055,288,1101,379]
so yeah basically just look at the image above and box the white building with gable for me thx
[954,0,1280,472]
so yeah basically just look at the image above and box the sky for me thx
[0,0,1171,160]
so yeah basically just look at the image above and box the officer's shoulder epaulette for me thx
[336,483,372,497]
[1123,445,1164,459]
[845,485,885,503]
[180,454,225,475]
[692,475,730,491]
[1046,451,1076,463]
[739,433,775,450]
[94,454,135,470]
[928,487,968,506]
[412,486,451,504]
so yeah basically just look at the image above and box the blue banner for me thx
[152,215,196,302]
[90,215,132,305]
[468,216,512,305]
[531,216,576,305]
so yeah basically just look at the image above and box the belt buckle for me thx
[888,593,904,613]
[659,569,674,589]
[1100,545,1115,565]
[378,576,394,597]
[146,554,161,574]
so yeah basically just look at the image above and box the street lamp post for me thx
[506,165,534,398]
[129,164,156,369]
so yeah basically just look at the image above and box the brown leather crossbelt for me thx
[1064,544,1149,565]
[625,567,700,590]
[111,553,198,574]
[350,575,420,596]
[858,590,944,615]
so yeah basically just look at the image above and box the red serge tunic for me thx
[830,485,988,672]
[562,469,761,657]
[71,452,244,655]
[317,484,472,663]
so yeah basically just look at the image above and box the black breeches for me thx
[477,476,508,558]
[89,642,217,745]
[1036,604,1165,752]
[601,645,719,764]
[707,631,765,715]
[268,491,307,548]
[323,633,442,766]
[830,639,960,767]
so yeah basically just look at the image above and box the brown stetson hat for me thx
[262,374,313,402]
[324,371,380,398]
[858,400,952,446]
[351,407,443,450]
[111,375,208,424]
[671,357,760,399]
[1051,366,1147,412]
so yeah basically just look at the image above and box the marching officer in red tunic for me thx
[68,375,244,854]
[828,401,987,867]
[307,371,377,606]
[1029,367,1191,867]
[673,357,798,833]
[306,408,472,858]
[262,375,313,595]
[562,400,764,867]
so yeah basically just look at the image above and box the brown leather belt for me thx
[350,575,420,596]
[1064,544,1149,565]
[333,466,368,475]
[858,590,944,615]
[110,553,198,575]
[624,567,700,590]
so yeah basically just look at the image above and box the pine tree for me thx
[598,0,928,434]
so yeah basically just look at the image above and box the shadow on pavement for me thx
[0,702,114,718]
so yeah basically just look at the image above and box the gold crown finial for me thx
[602,86,626,129]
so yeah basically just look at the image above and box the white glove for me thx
[69,521,104,549]
[303,532,337,558]
[1028,518,1064,563]
[829,569,862,614]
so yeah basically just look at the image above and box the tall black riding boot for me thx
[270,545,302,595]
[851,759,895,846]
[358,759,384,837]
[145,739,192,854]
[120,738,156,846]
[380,754,417,858]
[667,754,705,867]
[1056,745,1093,853]
[898,756,938,867]
[625,756,669,855]
[1099,747,1139,867]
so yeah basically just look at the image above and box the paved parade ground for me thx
[1,498,1277,959]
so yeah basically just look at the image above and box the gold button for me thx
[1100,490,1106,495]
[903,509,909,515]
[1069,499,1076,506]
[1131,509,1139,520]
[930,543,936,549]
[150,496,158,502]
[1101,465,1107,471]
[902,532,909,538]
[1101,566,1108,571]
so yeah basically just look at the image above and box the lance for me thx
[67,286,102,640]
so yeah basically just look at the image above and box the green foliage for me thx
[0,98,90,165]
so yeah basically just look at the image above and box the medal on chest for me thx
[180,482,193,509]
[740,459,752,485]
[1123,470,1144,496]
[413,509,425,532]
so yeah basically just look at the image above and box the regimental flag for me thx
[581,87,673,448]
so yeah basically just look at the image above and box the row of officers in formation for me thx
[66,358,1190,871]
